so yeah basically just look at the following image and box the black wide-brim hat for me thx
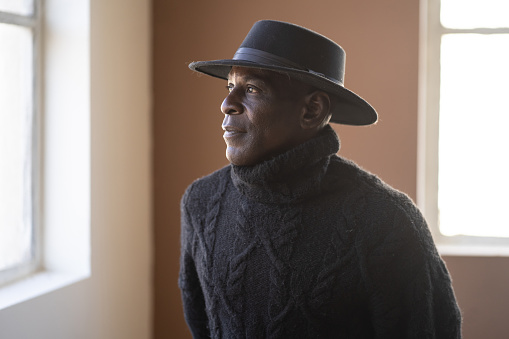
[189,20,378,126]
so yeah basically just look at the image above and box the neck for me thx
[230,125,340,204]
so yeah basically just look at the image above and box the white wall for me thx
[0,0,152,338]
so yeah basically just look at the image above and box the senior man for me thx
[179,20,461,338]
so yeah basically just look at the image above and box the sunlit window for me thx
[0,0,40,284]
[438,0,509,238]
[441,0,509,29]
[422,0,509,251]
[439,34,509,237]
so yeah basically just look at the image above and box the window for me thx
[0,0,90,310]
[420,0,509,254]
[0,0,41,285]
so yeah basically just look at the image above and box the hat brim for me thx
[189,59,378,126]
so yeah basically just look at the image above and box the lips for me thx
[222,125,246,138]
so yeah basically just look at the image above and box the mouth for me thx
[222,125,246,138]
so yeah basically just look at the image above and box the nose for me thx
[220,89,243,115]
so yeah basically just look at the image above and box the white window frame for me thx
[418,0,509,256]
[0,0,42,286]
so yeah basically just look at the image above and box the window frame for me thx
[0,0,42,285]
[418,0,509,256]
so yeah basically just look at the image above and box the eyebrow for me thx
[227,73,269,87]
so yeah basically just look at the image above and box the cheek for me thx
[247,103,282,134]
[257,107,299,138]
[231,101,302,164]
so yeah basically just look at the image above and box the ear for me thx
[300,91,331,130]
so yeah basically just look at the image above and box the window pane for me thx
[439,34,509,237]
[441,0,509,29]
[0,0,33,16]
[0,23,34,271]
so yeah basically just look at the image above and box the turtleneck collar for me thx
[230,125,340,204]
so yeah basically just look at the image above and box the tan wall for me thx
[152,1,509,338]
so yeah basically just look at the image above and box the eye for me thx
[226,83,234,93]
[246,85,258,94]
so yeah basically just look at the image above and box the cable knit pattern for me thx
[179,125,462,338]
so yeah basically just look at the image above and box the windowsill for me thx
[432,232,509,257]
[0,270,89,310]
[438,244,509,257]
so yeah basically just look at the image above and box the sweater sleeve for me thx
[179,185,211,339]
[357,198,462,338]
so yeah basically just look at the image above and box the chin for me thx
[225,148,242,166]
[226,145,266,166]
[226,151,254,167]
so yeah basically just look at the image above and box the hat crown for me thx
[238,20,345,85]
[188,20,377,125]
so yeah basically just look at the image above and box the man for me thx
[179,20,461,338]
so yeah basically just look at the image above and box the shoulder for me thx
[181,165,232,211]
[328,155,420,217]
[328,156,433,250]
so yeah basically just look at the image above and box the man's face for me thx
[221,66,310,166]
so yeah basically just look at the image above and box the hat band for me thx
[233,47,341,85]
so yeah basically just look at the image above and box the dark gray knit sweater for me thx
[179,125,461,338]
